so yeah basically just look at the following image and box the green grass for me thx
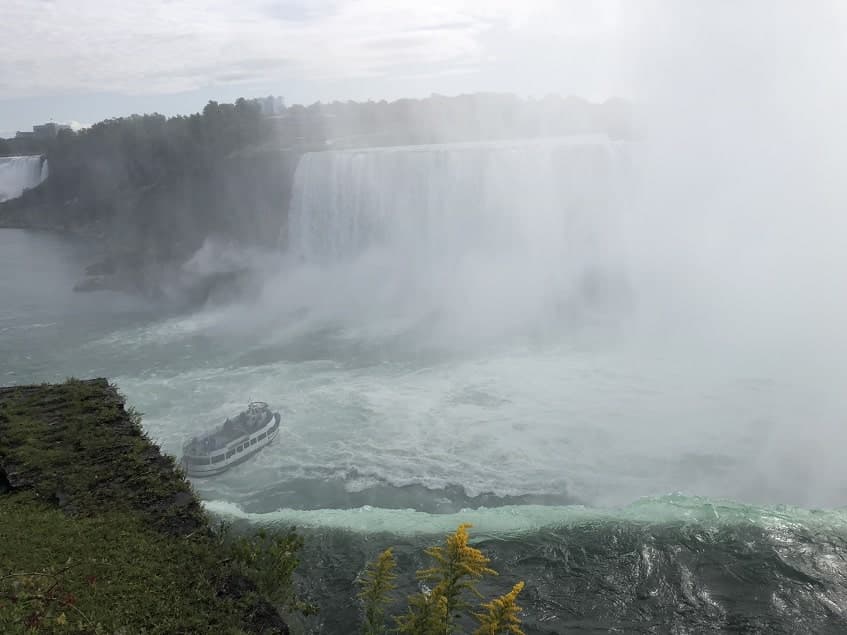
[0,378,205,535]
[0,494,252,634]
[0,378,299,634]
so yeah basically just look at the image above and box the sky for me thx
[0,0,627,136]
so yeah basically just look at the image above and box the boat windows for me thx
[185,456,211,466]
[237,445,243,451]
[250,438,258,445]
[212,454,225,463]
[226,450,235,459]
[258,432,267,440]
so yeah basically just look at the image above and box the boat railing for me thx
[182,414,280,467]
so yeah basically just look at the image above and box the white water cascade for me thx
[285,135,633,339]
[0,155,48,203]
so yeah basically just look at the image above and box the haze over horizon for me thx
[2,0,631,136]
[5,1,844,138]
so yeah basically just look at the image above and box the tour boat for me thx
[180,402,281,477]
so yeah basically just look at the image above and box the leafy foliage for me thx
[0,98,276,265]
[227,526,318,617]
[42,98,267,206]
[359,524,525,635]
[357,548,398,635]
[395,589,448,635]
[473,582,525,635]
[418,522,498,626]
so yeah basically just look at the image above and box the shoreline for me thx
[0,378,297,634]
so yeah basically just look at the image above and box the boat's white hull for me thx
[181,413,280,477]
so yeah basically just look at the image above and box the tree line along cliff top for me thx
[0,93,632,284]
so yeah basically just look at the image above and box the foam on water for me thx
[203,495,847,536]
[111,331,842,511]
[3,130,847,518]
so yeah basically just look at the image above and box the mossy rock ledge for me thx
[0,378,290,634]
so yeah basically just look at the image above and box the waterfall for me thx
[0,155,48,203]
[283,135,633,335]
[288,135,628,262]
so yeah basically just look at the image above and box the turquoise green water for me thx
[4,227,847,632]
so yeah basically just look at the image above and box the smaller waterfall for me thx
[0,155,49,203]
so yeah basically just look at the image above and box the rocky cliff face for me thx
[0,146,302,303]
[0,378,292,634]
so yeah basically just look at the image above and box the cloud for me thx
[261,0,341,23]
[0,0,624,99]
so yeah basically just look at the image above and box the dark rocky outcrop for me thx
[0,378,292,633]
[0,378,206,536]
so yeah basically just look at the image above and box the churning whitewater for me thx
[4,135,845,515]
[0,155,48,202]
[3,130,847,631]
[280,136,634,346]
[5,1,847,629]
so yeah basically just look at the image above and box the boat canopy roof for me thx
[183,402,277,456]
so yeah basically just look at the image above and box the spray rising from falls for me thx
[0,155,48,203]
[281,135,634,342]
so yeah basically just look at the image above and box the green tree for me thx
[395,589,448,635]
[473,582,525,635]
[357,548,397,635]
[418,523,497,630]
[359,524,525,635]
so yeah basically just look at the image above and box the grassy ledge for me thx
[0,378,298,634]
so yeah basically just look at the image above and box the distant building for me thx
[15,122,71,140]
[33,123,71,139]
[253,96,285,116]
